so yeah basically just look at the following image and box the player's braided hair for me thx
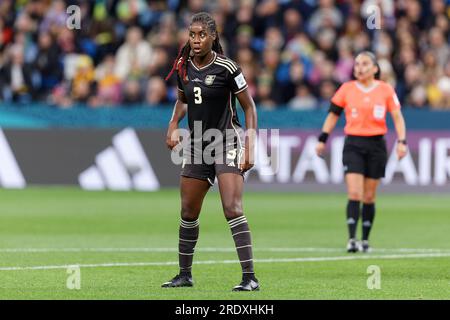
[165,12,224,83]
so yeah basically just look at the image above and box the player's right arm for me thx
[166,90,187,150]
[315,83,347,157]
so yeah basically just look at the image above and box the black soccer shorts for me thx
[180,137,245,186]
[342,135,388,179]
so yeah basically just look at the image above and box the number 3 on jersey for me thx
[194,87,202,104]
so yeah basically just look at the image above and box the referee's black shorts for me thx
[342,135,388,179]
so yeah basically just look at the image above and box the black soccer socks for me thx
[362,203,375,241]
[346,200,361,240]
[178,218,199,276]
[228,215,255,277]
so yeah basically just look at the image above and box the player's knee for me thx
[180,203,200,221]
[223,201,243,220]
[363,193,376,203]
[348,190,363,201]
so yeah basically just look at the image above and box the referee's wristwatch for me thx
[398,139,407,145]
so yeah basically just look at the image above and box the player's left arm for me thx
[236,89,257,173]
[387,87,407,160]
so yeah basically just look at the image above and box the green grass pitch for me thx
[0,188,449,300]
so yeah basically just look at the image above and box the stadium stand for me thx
[0,0,448,110]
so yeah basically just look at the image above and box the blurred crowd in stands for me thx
[0,0,449,109]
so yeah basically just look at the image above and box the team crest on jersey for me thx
[205,75,216,85]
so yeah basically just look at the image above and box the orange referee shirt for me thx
[331,80,401,136]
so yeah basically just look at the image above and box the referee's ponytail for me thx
[357,51,381,80]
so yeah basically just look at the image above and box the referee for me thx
[316,51,408,253]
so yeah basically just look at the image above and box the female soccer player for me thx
[316,51,407,253]
[162,12,259,291]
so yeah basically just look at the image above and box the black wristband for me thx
[398,139,407,145]
[318,132,329,143]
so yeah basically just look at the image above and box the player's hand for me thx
[316,142,326,158]
[396,142,408,160]
[166,122,179,150]
[240,149,254,173]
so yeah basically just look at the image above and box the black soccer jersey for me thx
[177,51,248,135]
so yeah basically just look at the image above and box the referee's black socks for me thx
[362,203,375,241]
[346,200,360,239]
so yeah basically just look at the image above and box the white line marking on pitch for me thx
[0,252,449,271]
[0,247,449,253]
